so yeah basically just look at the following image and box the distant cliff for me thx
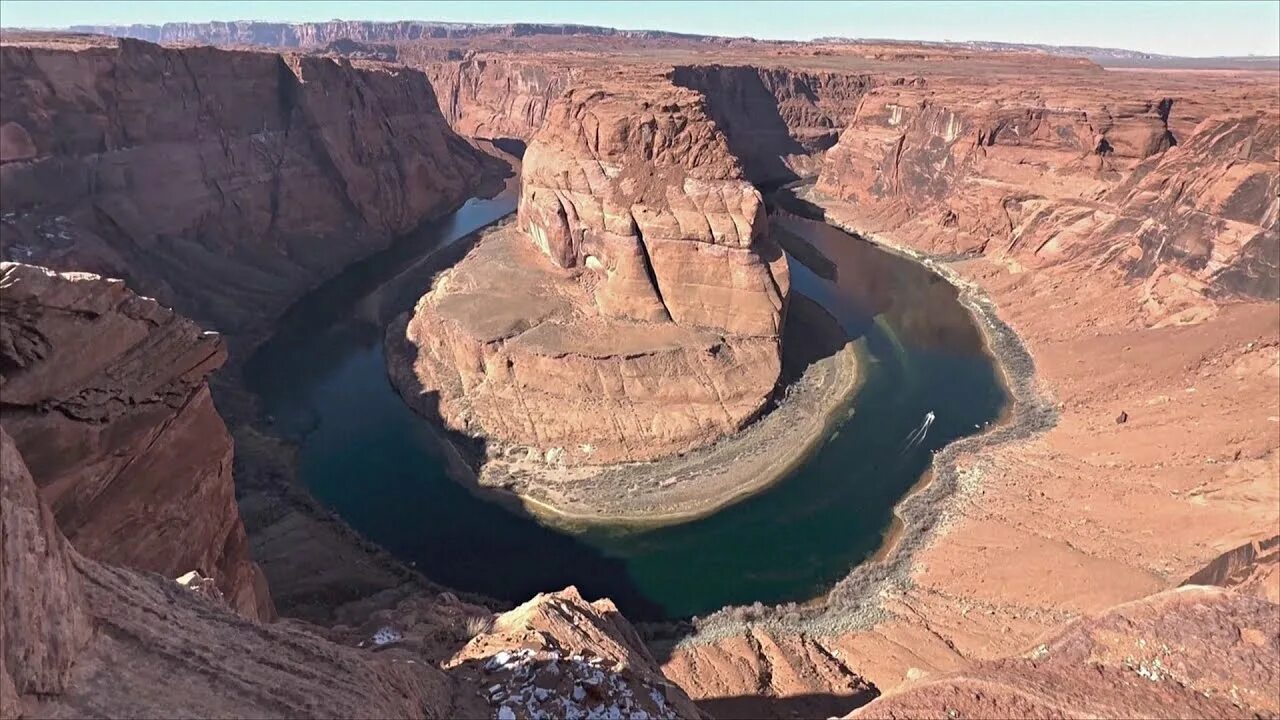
[0,35,506,337]
[65,20,741,47]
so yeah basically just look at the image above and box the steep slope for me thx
[0,34,505,338]
[813,90,1279,303]
[2,426,700,719]
[669,64,881,183]
[0,262,270,619]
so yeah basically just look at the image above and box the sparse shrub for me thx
[464,614,495,638]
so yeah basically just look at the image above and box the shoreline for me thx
[386,288,866,530]
[681,190,1058,642]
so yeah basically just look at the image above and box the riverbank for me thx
[662,188,1278,701]
[386,283,863,528]
[675,191,1055,640]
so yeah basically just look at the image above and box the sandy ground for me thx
[660,196,1280,714]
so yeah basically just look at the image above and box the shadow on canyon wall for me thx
[697,689,880,720]
[671,66,809,186]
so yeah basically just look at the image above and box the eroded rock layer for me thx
[814,90,1279,303]
[0,262,270,620]
[0,34,504,337]
[849,586,1280,719]
[394,73,789,465]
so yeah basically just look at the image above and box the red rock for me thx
[392,72,790,466]
[0,36,505,337]
[849,586,1280,719]
[0,262,271,620]
[813,90,1278,301]
[4,428,701,718]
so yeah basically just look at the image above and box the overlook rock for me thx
[391,73,789,466]
[0,262,271,620]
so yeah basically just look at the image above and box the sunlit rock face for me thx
[394,72,791,466]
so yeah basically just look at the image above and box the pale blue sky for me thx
[1,1,1277,57]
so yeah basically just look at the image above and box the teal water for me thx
[244,186,1007,621]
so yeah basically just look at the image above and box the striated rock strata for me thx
[814,91,1279,304]
[393,73,790,466]
[0,34,505,337]
[0,262,271,619]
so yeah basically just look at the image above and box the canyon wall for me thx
[419,60,886,184]
[394,73,790,465]
[422,57,576,141]
[669,65,882,183]
[814,89,1279,302]
[0,262,270,619]
[0,35,505,338]
[2,426,698,718]
[66,21,734,47]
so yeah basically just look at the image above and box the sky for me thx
[1,0,1278,58]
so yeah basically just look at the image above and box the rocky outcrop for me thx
[1184,535,1280,603]
[3,427,699,718]
[0,427,463,719]
[849,586,1280,719]
[0,262,270,620]
[519,78,789,334]
[449,587,702,719]
[0,34,505,337]
[420,61,881,184]
[813,90,1279,302]
[393,74,789,465]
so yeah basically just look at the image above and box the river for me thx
[244,183,1007,621]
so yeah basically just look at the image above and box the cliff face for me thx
[813,89,1279,302]
[67,21,731,47]
[420,60,882,184]
[393,74,789,466]
[670,65,882,183]
[0,35,504,337]
[2,425,698,719]
[422,57,576,141]
[0,262,271,620]
[519,79,789,334]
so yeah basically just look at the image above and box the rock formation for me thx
[392,73,790,465]
[448,587,703,719]
[66,21,734,48]
[669,65,879,183]
[2,426,700,718]
[849,586,1280,719]
[0,34,505,337]
[0,262,271,619]
[423,58,577,142]
[813,89,1279,302]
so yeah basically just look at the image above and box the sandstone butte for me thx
[1,23,1278,720]
[391,71,790,467]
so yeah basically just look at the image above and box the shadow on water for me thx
[242,181,1007,625]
